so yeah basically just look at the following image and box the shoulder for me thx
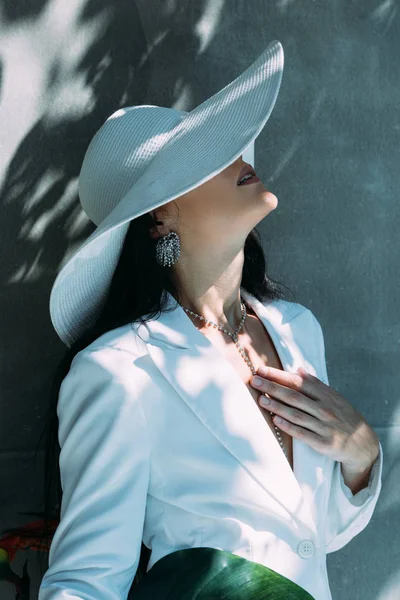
[266,298,329,383]
[76,322,148,361]
[263,297,321,324]
[263,298,326,348]
[59,326,151,426]
[64,323,150,396]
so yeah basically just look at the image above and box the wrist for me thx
[341,442,380,495]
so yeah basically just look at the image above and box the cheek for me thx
[178,195,219,233]
[180,180,242,229]
[234,183,255,206]
[192,187,224,217]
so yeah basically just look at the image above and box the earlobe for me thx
[149,230,159,240]
[148,222,160,240]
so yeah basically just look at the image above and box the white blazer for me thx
[39,287,383,600]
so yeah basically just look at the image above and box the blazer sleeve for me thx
[38,348,151,600]
[309,310,383,554]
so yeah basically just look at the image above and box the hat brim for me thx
[50,40,284,347]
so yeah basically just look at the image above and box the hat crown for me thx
[78,105,187,225]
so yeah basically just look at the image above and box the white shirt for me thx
[39,287,383,600]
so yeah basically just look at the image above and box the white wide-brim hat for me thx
[50,40,284,348]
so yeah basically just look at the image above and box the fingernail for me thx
[252,376,263,386]
[297,366,309,377]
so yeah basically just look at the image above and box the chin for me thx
[258,188,278,210]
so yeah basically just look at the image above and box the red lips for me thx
[237,163,256,184]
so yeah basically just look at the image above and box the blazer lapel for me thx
[134,288,327,534]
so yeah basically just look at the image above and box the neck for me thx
[168,248,245,330]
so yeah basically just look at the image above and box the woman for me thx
[37,41,382,600]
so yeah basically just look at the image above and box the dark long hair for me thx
[34,210,294,590]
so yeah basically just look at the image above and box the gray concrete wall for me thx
[0,1,397,598]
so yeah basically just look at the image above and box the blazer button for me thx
[297,539,316,558]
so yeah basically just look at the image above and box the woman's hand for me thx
[250,365,380,470]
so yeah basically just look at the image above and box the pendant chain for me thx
[181,298,288,458]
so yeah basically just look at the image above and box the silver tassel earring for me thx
[155,231,181,267]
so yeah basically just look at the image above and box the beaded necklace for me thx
[181,299,288,458]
